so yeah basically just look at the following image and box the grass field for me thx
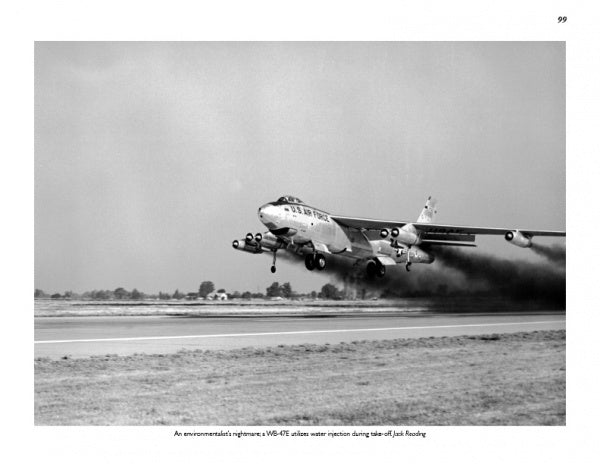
[35,330,565,426]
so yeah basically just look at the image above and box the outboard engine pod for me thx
[380,229,389,238]
[505,230,532,248]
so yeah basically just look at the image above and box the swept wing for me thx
[330,215,565,237]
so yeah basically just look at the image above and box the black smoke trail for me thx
[278,250,472,298]
[276,245,565,308]
[433,246,565,305]
[530,243,566,267]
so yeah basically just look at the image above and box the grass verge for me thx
[35,330,565,425]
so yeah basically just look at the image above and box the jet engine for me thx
[232,232,284,254]
[232,239,261,254]
[257,232,283,250]
[390,227,419,245]
[395,246,435,264]
[504,230,532,248]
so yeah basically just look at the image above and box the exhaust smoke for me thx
[432,246,565,305]
[530,243,566,267]
[276,245,565,308]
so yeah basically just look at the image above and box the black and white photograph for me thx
[9,1,599,463]
[34,40,566,427]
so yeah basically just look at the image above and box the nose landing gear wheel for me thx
[406,262,412,272]
[271,266,276,273]
[305,254,315,271]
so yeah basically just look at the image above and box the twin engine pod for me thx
[245,232,262,242]
[380,227,419,245]
[504,230,532,248]
[233,232,283,254]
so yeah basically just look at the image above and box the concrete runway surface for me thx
[34,311,566,359]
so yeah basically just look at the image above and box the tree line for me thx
[34,281,346,301]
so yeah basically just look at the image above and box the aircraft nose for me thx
[258,203,279,228]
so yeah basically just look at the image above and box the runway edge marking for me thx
[35,320,564,344]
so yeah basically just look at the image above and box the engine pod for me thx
[505,230,532,248]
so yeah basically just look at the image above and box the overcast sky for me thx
[35,42,565,294]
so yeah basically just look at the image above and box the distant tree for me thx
[266,282,282,298]
[158,291,171,300]
[63,291,73,299]
[319,283,341,300]
[281,282,292,298]
[51,293,62,299]
[310,290,317,299]
[130,288,142,300]
[34,289,47,298]
[114,287,129,300]
[230,291,241,299]
[252,292,265,299]
[92,290,110,300]
[172,289,184,300]
[217,288,226,293]
[199,281,215,298]
[241,291,252,299]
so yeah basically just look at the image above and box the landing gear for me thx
[366,260,377,278]
[305,254,315,271]
[315,253,326,271]
[304,240,327,272]
[366,260,386,278]
[305,253,326,271]
[405,262,412,272]
[271,250,277,273]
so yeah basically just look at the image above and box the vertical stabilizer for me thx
[417,196,437,223]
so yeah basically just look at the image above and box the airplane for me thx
[232,195,566,276]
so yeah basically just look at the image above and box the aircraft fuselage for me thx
[234,194,565,276]
[257,200,431,264]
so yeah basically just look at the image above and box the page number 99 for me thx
[558,16,567,23]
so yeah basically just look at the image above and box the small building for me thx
[207,291,228,301]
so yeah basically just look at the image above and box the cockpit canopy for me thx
[277,195,304,204]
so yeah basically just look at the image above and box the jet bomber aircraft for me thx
[232,195,566,277]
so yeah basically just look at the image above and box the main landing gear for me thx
[366,260,386,278]
[271,250,277,273]
[305,253,326,271]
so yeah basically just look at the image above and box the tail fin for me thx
[417,196,437,223]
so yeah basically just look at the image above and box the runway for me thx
[34,311,566,359]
